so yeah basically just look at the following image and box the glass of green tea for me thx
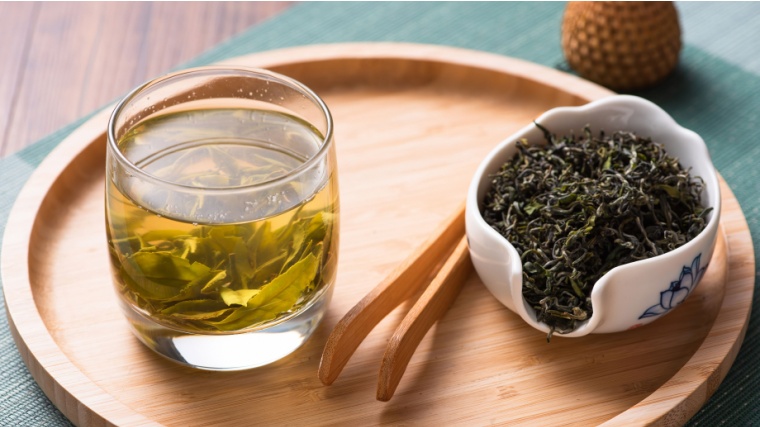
[105,67,338,370]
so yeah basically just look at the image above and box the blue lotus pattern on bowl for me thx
[639,254,708,319]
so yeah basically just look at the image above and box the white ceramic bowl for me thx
[465,95,721,337]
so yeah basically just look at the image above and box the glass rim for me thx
[106,65,334,193]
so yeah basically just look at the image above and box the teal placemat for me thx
[1,2,758,425]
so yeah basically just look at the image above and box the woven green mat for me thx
[1,2,758,425]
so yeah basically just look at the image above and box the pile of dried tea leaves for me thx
[482,125,711,340]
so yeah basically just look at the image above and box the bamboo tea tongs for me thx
[318,205,472,401]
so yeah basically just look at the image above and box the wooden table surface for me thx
[0,1,294,159]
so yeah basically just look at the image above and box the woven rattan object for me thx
[561,1,682,91]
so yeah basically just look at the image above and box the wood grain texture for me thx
[0,1,293,158]
[319,204,465,387]
[1,44,753,426]
[377,235,472,402]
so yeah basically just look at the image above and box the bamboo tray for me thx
[2,43,754,426]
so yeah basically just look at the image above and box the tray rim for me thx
[1,42,753,426]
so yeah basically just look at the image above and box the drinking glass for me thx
[105,66,338,370]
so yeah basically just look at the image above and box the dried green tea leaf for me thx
[118,266,179,302]
[248,253,319,310]
[482,125,709,339]
[174,237,198,259]
[306,211,333,241]
[160,300,233,320]
[655,184,682,199]
[198,270,229,295]
[153,270,227,304]
[127,251,211,282]
[249,222,280,268]
[209,253,319,331]
[119,252,212,301]
[220,288,260,306]
[111,236,142,256]
[140,229,190,245]
[249,252,288,286]
[192,227,255,282]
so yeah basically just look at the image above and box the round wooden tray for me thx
[2,43,753,426]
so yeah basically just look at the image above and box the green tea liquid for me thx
[106,107,338,367]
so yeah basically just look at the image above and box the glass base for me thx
[118,286,332,371]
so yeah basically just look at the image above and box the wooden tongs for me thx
[318,205,472,401]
